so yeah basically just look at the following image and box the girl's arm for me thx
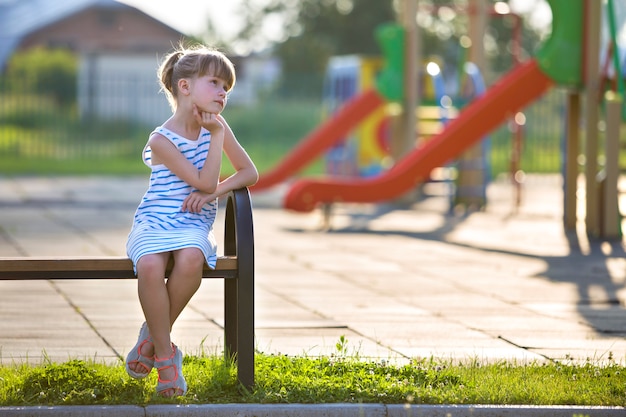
[148,108,225,194]
[216,114,259,193]
[182,115,258,213]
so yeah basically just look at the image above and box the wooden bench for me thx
[0,187,255,388]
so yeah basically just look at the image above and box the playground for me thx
[2,0,626,413]
[250,0,626,242]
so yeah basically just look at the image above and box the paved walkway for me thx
[1,174,626,367]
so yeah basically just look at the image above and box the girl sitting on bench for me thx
[124,44,258,397]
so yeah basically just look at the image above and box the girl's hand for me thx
[182,190,216,213]
[193,104,224,133]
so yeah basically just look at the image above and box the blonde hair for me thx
[158,44,236,110]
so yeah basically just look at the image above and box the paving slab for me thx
[1,174,626,369]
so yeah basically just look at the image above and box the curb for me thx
[1,403,625,417]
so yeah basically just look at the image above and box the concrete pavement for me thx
[1,403,625,417]
[1,174,626,415]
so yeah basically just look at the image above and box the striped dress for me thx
[126,126,218,274]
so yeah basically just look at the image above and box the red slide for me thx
[284,59,554,212]
[251,89,385,191]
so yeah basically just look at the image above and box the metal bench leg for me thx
[223,188,255,388]
[237,261,254,389]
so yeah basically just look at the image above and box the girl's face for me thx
[190,74,229,115]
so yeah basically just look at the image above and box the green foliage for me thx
[251,356,465,404]
[1,349,626,406]
[229,0,547,90]
[4,47,78,107]
[1,360,149,405]
[283,0,396,57]
[233,0,395,83]
[0,95,148,175]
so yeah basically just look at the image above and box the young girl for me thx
[124,45,258,397]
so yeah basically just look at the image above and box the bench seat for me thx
[0,256,238,280]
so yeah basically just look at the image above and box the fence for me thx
[0,71,566,179]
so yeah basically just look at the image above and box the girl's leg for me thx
[166,247,204,325]
[150,248,203,397]
[136,252,173,360]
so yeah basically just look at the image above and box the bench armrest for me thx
[224,187,254,268]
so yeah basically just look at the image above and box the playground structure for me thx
[252,0,624,240]
[324,56,491,211]
[322,55,388,179]
[322,55,454,178]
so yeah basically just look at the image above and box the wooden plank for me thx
[0,256,237,280]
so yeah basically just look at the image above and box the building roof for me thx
[0,0,180,69]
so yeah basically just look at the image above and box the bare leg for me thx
[131,249,203,397]
[145,248,202,397]
[136,252,173,359]
[166,247,204,325]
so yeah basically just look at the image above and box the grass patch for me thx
[1,352,625,406]
[0,97,328,177]
[0,157,148,176]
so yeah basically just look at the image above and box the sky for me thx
[508,0,552,31]
[118,0,287,54]
[118,0,556,44]
[118,0,242,39]
[119,0,554,35]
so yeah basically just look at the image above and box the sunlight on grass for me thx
[1,340,625,407]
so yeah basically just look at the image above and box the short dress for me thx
[126,126,218,274]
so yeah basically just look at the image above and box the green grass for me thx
[4,90,626,180]
[0,96,328,177]
[1,350,625,407]
[0,157,148,176]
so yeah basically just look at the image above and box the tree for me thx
[6,47,77,107]
[415,0,545,77]
[228,0,545,91]
[234,0,397,74]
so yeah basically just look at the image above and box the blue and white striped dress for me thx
[126,126,218,273]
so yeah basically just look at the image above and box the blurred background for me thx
[0,0,622,184]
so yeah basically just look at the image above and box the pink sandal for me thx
[125,322,154,379]
[155,344,187,397]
